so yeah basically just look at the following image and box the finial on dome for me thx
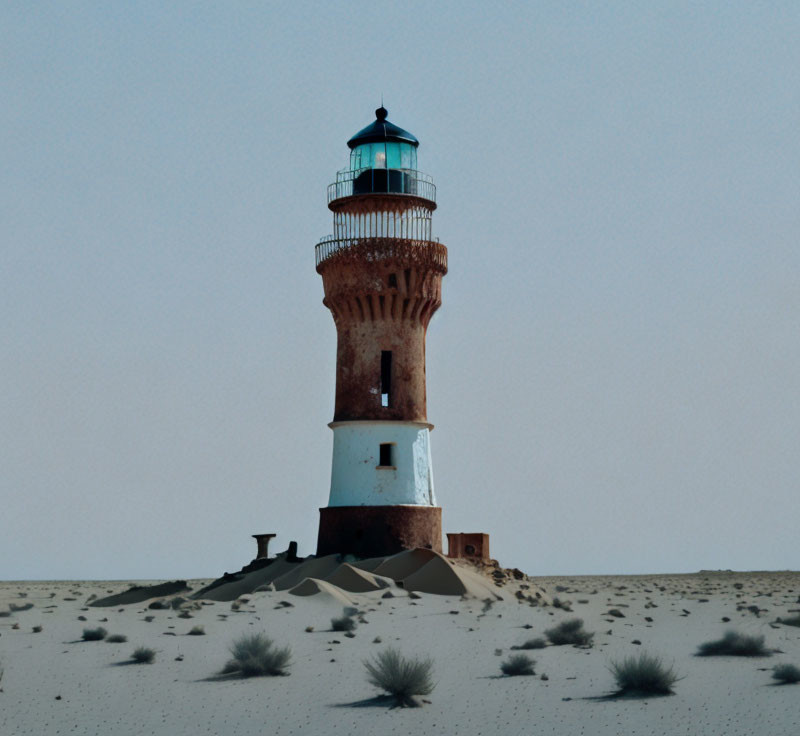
[375,106,388,121]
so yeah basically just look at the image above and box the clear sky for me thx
[2,2,798,580]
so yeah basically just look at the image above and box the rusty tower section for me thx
[315,107,447,557]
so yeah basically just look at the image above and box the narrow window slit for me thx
[379,443,393,467]
[381,350,392,407]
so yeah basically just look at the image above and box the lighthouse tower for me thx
[315,107,448,558]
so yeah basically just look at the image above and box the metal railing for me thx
[327,168,436,204]
[315,235,447,270]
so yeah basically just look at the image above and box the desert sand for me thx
[1,553,799,736]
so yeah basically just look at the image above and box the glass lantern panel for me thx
[400,144,417,170]
[350,142,417,172]
[349,147,364,171]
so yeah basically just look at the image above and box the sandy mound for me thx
[271,555,342,591]
[349,556,387,573]
[90,581,190,607]
[288,578,354,606]
[324,563,395,593]
[192,548,523,603]
[371,548,440,580]
[401,553,502,598]
[194,559,298,602]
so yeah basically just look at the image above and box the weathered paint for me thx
[327,420,436,507]
[317,505,442,557]
[318,237,446,423]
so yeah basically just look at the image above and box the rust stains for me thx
[318,238,447,423]
[317,505,442,557]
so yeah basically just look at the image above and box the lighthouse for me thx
[315,107,448,558]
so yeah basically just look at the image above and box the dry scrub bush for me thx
[131,647,156,664]
[545,618,593,647]
[500,654,536,676]
[364,648,435,706]
[82,627,108,641]
[777,615,800,628]
[106,634,127,643]
[609,652,680,696]
[773,664,800,684]
[221,633,291,677]
[331,615,357,632]
[188,626,205,636]
[696,631,771,657]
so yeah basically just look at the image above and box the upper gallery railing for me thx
[327,167,436,204]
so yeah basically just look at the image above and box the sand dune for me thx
[186,548,525,603]
[193,558,298,602]
[322,563,394,593]
[348,555,387,573]
[401,554,502,598]
[369,547,440,580]
[90,580,190,607]
[287,577,355,605]
[270,555,342,591]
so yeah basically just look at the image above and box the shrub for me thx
[696,631,771,657]
[188,626,205,636]
[82,627,108,641]
[32,625,43,633]
[545,618,593,647]
[773,664,800,684]
[131,647,156,664]
[106,634,127,643]
[777,615,800,628]
[511,638,546,651]
[364,648,435,706]
[609,652,680,696]
[500,654,536,676]
[9,603,34,612]
[331,615,357,632]
[221,633,291,677]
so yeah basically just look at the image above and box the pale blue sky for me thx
[2,2,798,579]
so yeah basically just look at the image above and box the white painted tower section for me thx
[328,421,436,507]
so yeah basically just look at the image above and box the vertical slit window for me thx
[381,350,392,407]
[379,443,393,467]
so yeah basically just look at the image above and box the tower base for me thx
[317,505,442,558]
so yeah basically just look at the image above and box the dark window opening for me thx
[381,350,392,407]
[388,273,398,288]
[379,443,393,467]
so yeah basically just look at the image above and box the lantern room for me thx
[333,107,429,199]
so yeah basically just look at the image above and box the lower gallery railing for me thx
[315,236,447,272]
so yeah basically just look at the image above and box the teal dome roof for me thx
[347,107,419,149]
